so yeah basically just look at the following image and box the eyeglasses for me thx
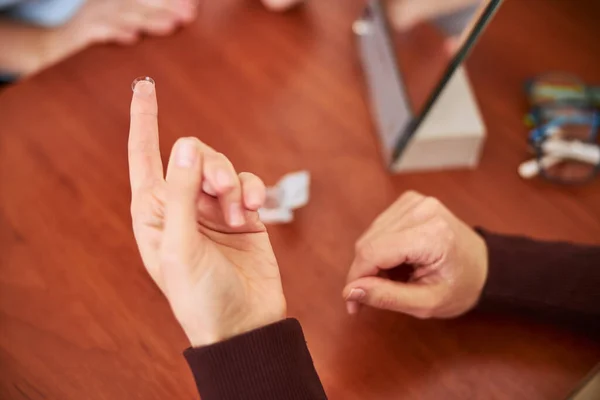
[519,73,600,184]
[519,111,600,184]
[525,72,600,109]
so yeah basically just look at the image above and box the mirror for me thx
[355,0,503,162]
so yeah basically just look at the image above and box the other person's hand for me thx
[343,191,488,318]
[128,79,286,347]
[261,0,304,12]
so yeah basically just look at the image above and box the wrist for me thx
[469,234,489,310]
[182,307,287,348]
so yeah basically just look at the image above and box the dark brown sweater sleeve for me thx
[477,229,600,319]
[183,318,327,400]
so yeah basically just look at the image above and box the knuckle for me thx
[214,152,234,171]
[203,150,223,168]
[354,240,376,262]
[399,190,423,203]
[370,213,388,228]
[174,136,195,148]
[429,216,455,247]
[214,151,227,161]
[240,172,262,186]
[186,136,202,145]
[420,196,442,214]
[409,196,442,221]
[354,237,366,252]
[430,215,451,234]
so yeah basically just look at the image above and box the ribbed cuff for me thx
[476,228,543,304]
[183,318,327,400]
[475,228,600,319]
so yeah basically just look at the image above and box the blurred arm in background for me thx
[0,0,199,79]
[0,0,301,80]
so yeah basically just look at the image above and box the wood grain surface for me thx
[1,0,599,399]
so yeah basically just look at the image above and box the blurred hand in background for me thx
[0,0,302,79]
[261,0,304,12]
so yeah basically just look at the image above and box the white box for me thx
[391,66,486,172]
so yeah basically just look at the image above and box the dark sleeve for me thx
[183,318,327,400]
[476,229,600,319]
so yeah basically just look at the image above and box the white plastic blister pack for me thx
[259,171,310,224]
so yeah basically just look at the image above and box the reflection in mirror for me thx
[383,0,490,115]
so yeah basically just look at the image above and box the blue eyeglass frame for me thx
[524,73,600,108]
[528,112,600,145]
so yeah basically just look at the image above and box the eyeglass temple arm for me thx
[542,139,600,165]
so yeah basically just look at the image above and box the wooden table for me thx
[1,1,599,399]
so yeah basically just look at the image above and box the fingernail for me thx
[229,203,245,227]
[246,193,261,209]
[202,181,217,196]
[181,0,194,9]
[176,139,197,168]
[345,288,366,302]
[216,170,230,189]
[132,76,155,95]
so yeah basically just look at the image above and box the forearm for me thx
[477,229,600,319]
[184,318,327,400]
[0,19,54,75]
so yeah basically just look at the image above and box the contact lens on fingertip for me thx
[131,76,155,92]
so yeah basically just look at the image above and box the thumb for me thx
[161,138,205,267]
[343,276,441,319]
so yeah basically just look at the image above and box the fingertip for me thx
[203,154,235,195]
[173,137,199,169]
[228,202,245,227]
[244,186,265,210]
[343,286,366,315]
[239,173,266,210]
[179,3,199,24]
[346,301,360,315]
[130,77,158,118]
[345,287,366,302]
[214,169,233,192]
[262,0,304,11]
[132,77,155,95]
[202,180,217,197]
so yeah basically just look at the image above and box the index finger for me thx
[347,223,445,284]
[129,78,164,194]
